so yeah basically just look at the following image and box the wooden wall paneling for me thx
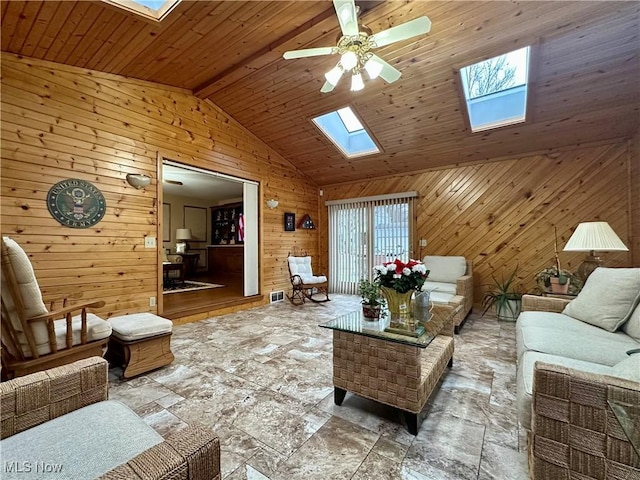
[1,53,319,320]
[631,133,640,267]
[319,142,633,306]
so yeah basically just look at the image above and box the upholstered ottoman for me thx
[106,313,174,378]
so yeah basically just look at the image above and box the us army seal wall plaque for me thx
[47,179,106,228]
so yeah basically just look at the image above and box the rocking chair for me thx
[287,255,330,304]
[1,236,112,379]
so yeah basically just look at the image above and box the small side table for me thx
[178,252,200,278]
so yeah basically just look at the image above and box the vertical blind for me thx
[327,192,417,294]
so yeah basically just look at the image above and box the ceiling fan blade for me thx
[320,81,336,93]
[372,16,432,48]
[283,47,335,60]
[369,54,402,83]
[333,0,359,36]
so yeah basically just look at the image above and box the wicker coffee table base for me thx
[332,331,455,434]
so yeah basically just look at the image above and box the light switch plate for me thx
[144,236,156,248]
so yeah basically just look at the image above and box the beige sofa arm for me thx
[531,362,640,479]
[99,425,221,480]
[0,356,108,439]
[522,294,570,313]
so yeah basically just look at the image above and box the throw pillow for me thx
[622,304,640,342]
[422,255,467,284]
[611,352,640,382]
[562,267,640,332]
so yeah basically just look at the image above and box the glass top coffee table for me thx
[320,303,461,434]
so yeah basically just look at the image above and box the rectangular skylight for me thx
[312,107,380,158]
[102,0,180,21]
[460,46,530,132]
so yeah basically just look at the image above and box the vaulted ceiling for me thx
[2,1,639,186]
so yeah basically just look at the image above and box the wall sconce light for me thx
[126,173,151,189]
[266,199,279,209]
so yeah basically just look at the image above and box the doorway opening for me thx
[160,160,259,318]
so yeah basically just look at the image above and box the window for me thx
[312,106,380,158]
[102,0,181,21]
[327,193,416,294]
[460,46,530,132]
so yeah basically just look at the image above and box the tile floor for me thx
[108,294,529,479]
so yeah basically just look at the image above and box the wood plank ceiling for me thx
[2,1,639,186]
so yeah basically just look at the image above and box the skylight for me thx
[312,107,380,158]
[460,46,530,132]
[102,0,180,21]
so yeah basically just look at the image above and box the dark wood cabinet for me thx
[211,202,243,245]
[207,246,243,277]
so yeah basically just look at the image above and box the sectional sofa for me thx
[515,267,640,478]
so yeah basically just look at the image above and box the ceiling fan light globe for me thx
[325,65,344,86]
[350,73,365,91]
[364,58,383,79]
[341,51,358,71]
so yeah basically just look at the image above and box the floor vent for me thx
[270,290,285,303]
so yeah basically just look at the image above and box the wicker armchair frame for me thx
[0,357,221,480]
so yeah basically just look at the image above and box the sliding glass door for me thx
[328,193,416,294]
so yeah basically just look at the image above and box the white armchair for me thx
[421,255,473,333]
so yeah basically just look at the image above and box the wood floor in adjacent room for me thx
[161,273,246,319]
[108,294,528,479]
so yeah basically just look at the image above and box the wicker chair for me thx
[531,362,640,479]
[1,236,112,379]
[0,357,221,480]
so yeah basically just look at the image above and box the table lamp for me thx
[175,228,192,253]
[563,221,628,282]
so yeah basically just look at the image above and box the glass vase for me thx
[380,286,413,327]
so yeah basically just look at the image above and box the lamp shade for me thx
[563,222,628,252]
[175,228,192,241]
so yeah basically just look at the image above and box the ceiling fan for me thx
[283,0,431,93]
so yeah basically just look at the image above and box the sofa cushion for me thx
[421,281,457,295]
[428,291,455,304]
[516,311,638,366]
[562,267,640,332]
[622,304,640,342]
[422,256,466,284]
[611,352,640,382]
[517,352,616,430]
[0,400,163,479]
[288,256,327,284]
[108,313,173,342]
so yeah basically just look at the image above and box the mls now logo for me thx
[4,461,63,474]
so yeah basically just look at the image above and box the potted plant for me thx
[482,267,523,322]
[358,278,386,320]
[534,268,582,295]
[534,226,583,295]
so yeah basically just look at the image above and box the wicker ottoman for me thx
[106,313,174,379]
[430,294,466,334]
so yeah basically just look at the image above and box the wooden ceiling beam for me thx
[193,5,338,99]
[194,1,385,99]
